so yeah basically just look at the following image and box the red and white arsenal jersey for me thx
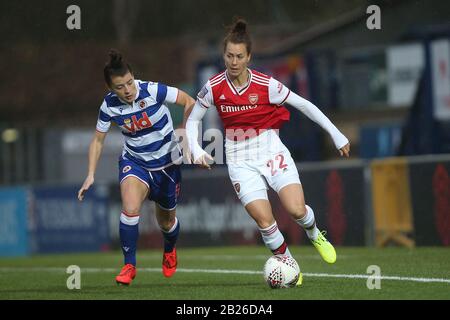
[197,69,291,139]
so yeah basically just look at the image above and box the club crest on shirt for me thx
[122,165,132,173]
[139,100,147,109]
[234,183,240,193]
[248,93,258,104]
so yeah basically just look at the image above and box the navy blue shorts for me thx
[119,156,181,210]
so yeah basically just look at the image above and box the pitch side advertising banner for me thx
[29,185,110,253]
[171,168,259,247]
[269,164,367,246]
[431,39,450,121]
[0,187,29,256]
[140,163,367,248]
[387,43,425,107]
[408,159,450,246]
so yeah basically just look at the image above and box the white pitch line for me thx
[138,255,341,261]
[0,267,449,284]
[303,272,450,284]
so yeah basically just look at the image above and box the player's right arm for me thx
[78,101,111,201]
[268,78,350,157]
[78,130,107,201]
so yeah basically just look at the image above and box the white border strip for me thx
[0,267,448,284]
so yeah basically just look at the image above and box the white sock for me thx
[259,222,292,257]
[120,212,140,225]
[296,205,319,240]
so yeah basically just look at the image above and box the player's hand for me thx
[194,153,214,170]
[339,143,350,158]
[78,175,94,201]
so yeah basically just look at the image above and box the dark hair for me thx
[223,18,252,54]
[103,49,133,86]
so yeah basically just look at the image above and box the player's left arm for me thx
[175,89,196,129]
[161,84,199,164]
[286,91,350,157]
[268,78,350,157]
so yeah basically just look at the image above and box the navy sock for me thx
[119,213,139,266]
[162,218,180,253]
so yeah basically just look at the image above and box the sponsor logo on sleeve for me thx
[277,82,284,94]
[198,86,208,99]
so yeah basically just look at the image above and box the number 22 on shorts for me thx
[266,154,288,176]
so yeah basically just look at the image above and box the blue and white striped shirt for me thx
[96,80,182,170]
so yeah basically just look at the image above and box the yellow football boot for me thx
[296,272,303,286]
[311,231,337,264]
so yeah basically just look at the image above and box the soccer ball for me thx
[263,254,300,288]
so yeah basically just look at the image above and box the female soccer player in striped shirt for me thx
[78,50,195,285]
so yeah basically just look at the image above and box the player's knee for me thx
[287,203,307,219]
[254,218,276,229]
[121,204,141,216]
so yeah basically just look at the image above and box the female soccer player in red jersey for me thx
[186,19,350,278]
[78,50,195,285]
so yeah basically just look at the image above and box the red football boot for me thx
[162,247,177,278]
[115,264,136,285]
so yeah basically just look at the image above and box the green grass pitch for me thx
[0,246,449,300]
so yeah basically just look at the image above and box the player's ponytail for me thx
[232,19,247,35]
[103,49,133,86]
[108,50,123,68]
[223,18,252,54]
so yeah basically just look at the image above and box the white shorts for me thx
[227,132,301,206]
